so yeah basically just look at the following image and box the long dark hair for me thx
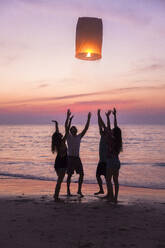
[51,132,62,153]
[113,127,123,154]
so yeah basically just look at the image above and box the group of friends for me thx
[51,108,123,203]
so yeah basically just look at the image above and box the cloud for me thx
[37,84,50,88]
[0,40,29,66]
[132,79,165,84]
[34,80,51,89]
[135,63,165,73]
[74,99,139,106]
[1,0,152,27]
[0,40,28,50]
[2,84,165,106]
[1,91,103,105]
[127,59,165,76]
[0,55,19,66]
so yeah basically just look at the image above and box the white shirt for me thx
[67,134,81,157]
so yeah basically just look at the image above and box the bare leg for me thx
[67,173,72,196]
[113,170,119,203]
[94,175,104,195]
[54,169,65,201]
[77,171,84,197]
[106,168,114,201]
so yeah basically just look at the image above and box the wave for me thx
[0,172,165,190]
[121,162,165,167]
[0,161,153,167]
[0,161,52,166]
[121,162,150,166]
[0,172,55,181]
[152,162,165,167]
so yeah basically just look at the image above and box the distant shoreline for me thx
[0,123,165,126]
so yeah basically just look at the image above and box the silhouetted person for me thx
[66,112,91,197]
[110,108,123,203]
[97,108,122,203]
[51,110,73,201]
[94,110,111,195]
[105,108,123,203]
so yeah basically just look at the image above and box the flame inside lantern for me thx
[75,17,103,61]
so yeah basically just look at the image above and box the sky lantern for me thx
[75,17,103,61]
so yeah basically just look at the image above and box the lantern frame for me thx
[75,17,103,61]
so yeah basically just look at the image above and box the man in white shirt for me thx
[66,112,91,197]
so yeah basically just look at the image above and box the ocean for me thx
[0,124,165,189]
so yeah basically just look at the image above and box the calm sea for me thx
[0,124,165,189]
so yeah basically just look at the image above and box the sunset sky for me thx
[1,0,165,124]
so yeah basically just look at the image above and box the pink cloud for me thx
[133,63,165,73]
[2,84,165,106]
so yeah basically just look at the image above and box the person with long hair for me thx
[106,108,123,203]
[97,108,122,203]
[51,110,73,201]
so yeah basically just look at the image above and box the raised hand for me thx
[52,120,58,124]
[113,108,117,115]
[70,115,74,121]
[97,109,101,115]
[88,112,92,119]
[67,109,71,117]
[52,120,59,132]
[105,110,111,117]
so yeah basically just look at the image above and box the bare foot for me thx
[54,197,64,202]
[77,191,84,197]
[53,194,62,202]
[94,190,104,195]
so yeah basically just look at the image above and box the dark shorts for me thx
[96,162,106,177]
[54,155,68,174]
[67,156,84,175]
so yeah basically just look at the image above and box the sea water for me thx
[0,124,165,189]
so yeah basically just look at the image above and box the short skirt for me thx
[54,155,68,173]
[106,155,120,170]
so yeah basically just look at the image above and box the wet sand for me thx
[0,178,165,248]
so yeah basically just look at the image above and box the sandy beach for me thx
[0,178,164,248]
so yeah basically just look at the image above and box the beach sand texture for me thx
[0,178,165,248]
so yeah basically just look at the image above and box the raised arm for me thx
[52,120,59,133]
[113,108,118,128]
[65,109,71,132]
[98,114,103,135]
[80,112,91,138]
[63,115,73,141]
[105,110,111,131]
[98,109,106,131]
[97,109,104,135]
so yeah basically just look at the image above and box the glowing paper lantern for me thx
[75,17,103,61]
